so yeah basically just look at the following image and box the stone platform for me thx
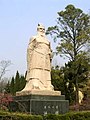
[16,89,61,96]
[10,91,69,115]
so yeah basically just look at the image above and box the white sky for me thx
[0,0,90,78]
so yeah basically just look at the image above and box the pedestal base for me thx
[10,93,69,115]
[16,89,61,96]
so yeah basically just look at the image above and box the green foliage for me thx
[15,71,20,92]
[44,114,59,120]
[51,66,65,101]
[46,4,90,61]
[63,54,90,104]
[5,71,26,95]
[46,4,90,105]
[51,65,75,103]
[64,55,90,87]
[10,77,15,95]
[51,66,64,93]
[4,81,10,93]
[51,54,90,104]
[0,110,90,120]
[44,111,90,120]
[0,110,43,120]
[19,76,26,91]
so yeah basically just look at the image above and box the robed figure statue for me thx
[22,23,54,92]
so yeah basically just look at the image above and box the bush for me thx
[0,110,90,120]
[0,110,43,120]
[44,111,90,120]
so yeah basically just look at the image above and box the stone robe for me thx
[25,34,53,90]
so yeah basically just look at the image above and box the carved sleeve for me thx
[27,37,37,65]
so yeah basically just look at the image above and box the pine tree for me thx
[14,71,20,93]
[10,77,15,95]
[46,4,90,105]
[4,81,10,93]
[51,66,64,93]
[19,75,26,91]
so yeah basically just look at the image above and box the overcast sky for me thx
[0,0,90,78]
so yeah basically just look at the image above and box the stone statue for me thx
[23,23,54,91]
[14,24,68,114]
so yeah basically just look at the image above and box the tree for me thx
[62,62,75,104]
[14,71,20,93]
[0,60,11,81]
[5,71,26,95]
[51,66,65,93]
[19,75,26,91]
[4,81,10,94]
[10,77,15,95]
[46,4,90,105]
[46,4,90,60]
[0,80,8,93]
[63,56,90,104]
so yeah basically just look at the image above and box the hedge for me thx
[0,110,43,120]
[44,111,90,120]
[0,110,90,120]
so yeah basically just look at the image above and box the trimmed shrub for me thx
[0,110,90,120]
[0,110,43,120]
[44,111,90,120]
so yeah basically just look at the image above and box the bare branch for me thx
[0,60,12,80]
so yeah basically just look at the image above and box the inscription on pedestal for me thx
[43,105,59,115]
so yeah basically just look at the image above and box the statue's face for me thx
[38,27,45,33]
[37,27,45,36]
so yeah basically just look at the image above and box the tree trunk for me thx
[75,78,79,111]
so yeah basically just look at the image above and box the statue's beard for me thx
[37,31,45,37]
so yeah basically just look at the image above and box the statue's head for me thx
[37,23,45,29]
[37,23,45,36]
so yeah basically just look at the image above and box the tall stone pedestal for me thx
[10,90,69,115]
